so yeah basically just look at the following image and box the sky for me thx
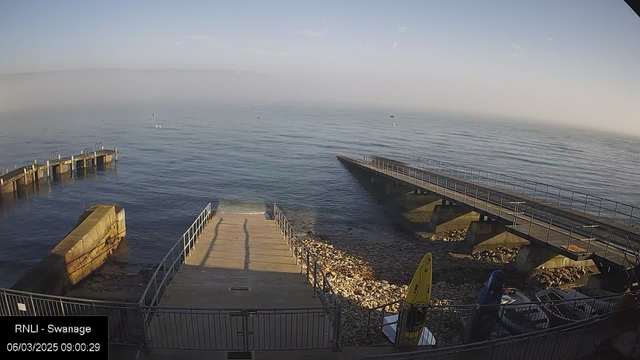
[0,0,638,134]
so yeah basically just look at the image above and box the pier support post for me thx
[94,151,97,167]
[115,148,118,161]
[464,220,529,253]
[514,245,595,274]
[46,161,50,178]
[70,156,75,172]
[425,204,480,233]
[22,168,28,185]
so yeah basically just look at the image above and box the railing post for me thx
[547,218,553,243]
[322,277,328,305]
[570,192,575,208]
[605,232,612,257]
[568,225,575,248]
[138,302,150,351]
[534,183,538,198]
[333,303,342,351]
[313,260,318,298]
[631,207,635,227]
[613,202,619,221]
[464,184,467,202]
[306,250,310,283]
[474,187,478,206]
[499,195,504,217]
[163,262,169,297]
[486,191,490,212]
[598,198,603,217]
[584,195,589,213]
[546,185,549,202]
[529,211,534,235]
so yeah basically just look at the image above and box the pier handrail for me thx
[408,155,639,228]
[273,204,340,309]
[358,156,639,269]
[139,203,213,309]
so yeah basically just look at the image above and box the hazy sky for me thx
[0,1,638,134]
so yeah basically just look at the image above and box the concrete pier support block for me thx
[514,245,595,274]
[426,204,480,233]
[1,180,13,195]
[465,221,530,253]
[53,164,66,174]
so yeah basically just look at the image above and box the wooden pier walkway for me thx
[1,148,117,196]
[338,155,640,271]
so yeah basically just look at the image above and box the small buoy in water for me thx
[153,112,155,116]
[392,123,396,127]
[258,116,261,119]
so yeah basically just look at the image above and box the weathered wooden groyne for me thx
[0,146,118,197]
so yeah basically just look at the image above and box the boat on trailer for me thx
[498,289,550,334]
[535,288,597,326]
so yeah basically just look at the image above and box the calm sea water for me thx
[1,102,639,287]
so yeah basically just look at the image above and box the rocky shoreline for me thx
[299,226,595,346]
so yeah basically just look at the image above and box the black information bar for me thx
[1,316,108,359]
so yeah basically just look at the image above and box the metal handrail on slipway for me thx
[408,155,640,229]
[358,156,640,269]
[139,203,213,310]
[273,204,342,348]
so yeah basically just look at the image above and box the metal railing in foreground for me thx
[139,203,213,309]
[363,300,640,360]
[273,204,342,349]
[408,155,640,229]
[365,291,634,350]
[142,306,338,351]
[1,288,144,346]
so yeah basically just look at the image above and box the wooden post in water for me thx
[115,148,118,161]
[70,156,75,173]
[57,154,61,161]
[32,165,36,182]
[46,160,50,178]
[93,151,97,167]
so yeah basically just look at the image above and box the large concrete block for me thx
[1,181,14,194]
[465,221,530,253]
[12,204,126,295]
[514,245,595,274]
[426,204,479,233]
[397,194,441,214]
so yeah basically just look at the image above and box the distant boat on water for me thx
[390,115,395,118]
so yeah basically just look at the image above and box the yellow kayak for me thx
[397,253,432,348]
